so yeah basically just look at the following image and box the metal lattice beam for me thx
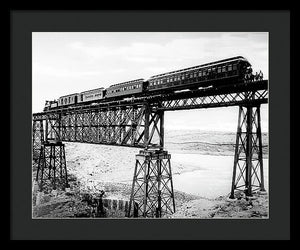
[128,149,175,218]
[36,104,165,148]
[36,141,69,191]
[32,120,45,167]
[230,105,266,198]
[158,89,268,111]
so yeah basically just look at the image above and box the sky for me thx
[32,32,268,132]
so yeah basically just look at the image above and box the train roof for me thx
[108,78,144,88]
[149,56,250,79]
[59,93,79,98]
[80,87,104,94]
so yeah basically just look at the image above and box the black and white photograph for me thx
[31,32,269,219]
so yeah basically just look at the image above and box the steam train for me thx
[44,56,257,111]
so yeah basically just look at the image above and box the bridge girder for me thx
[32,81,268,149]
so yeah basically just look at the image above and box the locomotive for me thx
[43,56,260,111]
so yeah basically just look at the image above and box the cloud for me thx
[67,33,268,76]
[33,63,102,77]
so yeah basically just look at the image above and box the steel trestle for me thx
[230,105,266,198]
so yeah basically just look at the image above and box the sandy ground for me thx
[32,141,269,218]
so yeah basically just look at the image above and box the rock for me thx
[51,189,58,196]
[36,191,43,205]
[42,195,51,203]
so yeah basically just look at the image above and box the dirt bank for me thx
[32,171,268,219]
[32,141,268,219]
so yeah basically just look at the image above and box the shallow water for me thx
[172,153,269,198]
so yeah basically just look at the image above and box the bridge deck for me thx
[33,80,268,118]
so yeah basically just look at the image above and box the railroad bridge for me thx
[32,79,268,218]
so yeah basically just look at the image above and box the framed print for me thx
[10,10,291,240]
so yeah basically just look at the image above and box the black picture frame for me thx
[10,10,291,240]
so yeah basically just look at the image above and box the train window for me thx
[69,97,71,103]
[228,64,232,71]
[203,71,206,76]
[190,73,193,78]
[222,66,226,72]
[199,71,202,77]
[194,72,197,77]
[233,64,237,70]
[217,67,221,73]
